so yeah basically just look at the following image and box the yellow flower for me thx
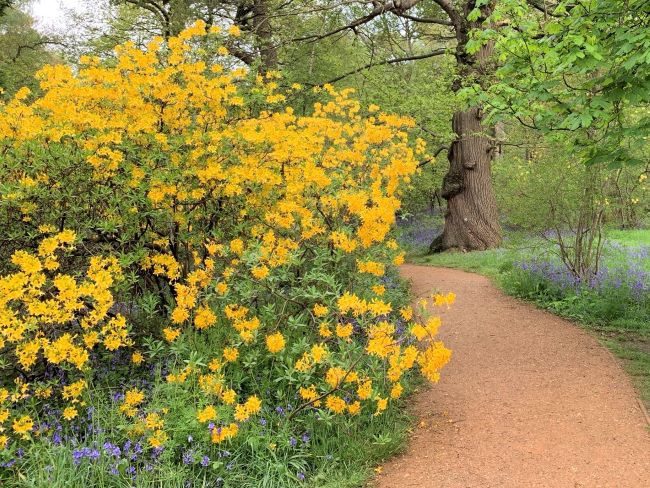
[194,306,217,330]
[374,397,388,416]
[229,238,244,256]
[356,260,385,277]
[83,331,100,349]
[245,395,262,414]
[120,388,145,417]
[335,323,353,339]
[325,395,346,414]
[132,351,144,365]
[251,265,269,280]
[148,429,168,448]
[223,347,239,362]
[265,332,285,353]
[197,405,217,423]
[145,412,164,430]
[63,406,78,420]
[171,307,189,324]
[313,304,328,317]
[390,383,403,399]
[357,380,372,400]
[208,358,221,372]
[221,389,237,405]
[319,323,332,338]
[295,353,312,372]
[234,404,249,422]
[299,385,319,402]
[325,367,347,388]
[372,285,385,296]
[347,401,361,415]
[399,306,413,321]
[62,379,86,401]
[310,344,328,363]
[433,292,456,307]
[211,423,238,443]
[163,327,181,342]
[12,415,33,436]
[417,341,452,383]
[11,250,42,274]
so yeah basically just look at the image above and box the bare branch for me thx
[12,39,68,63]
[122,0,171,37]
[396,12,453,26]
[315,48,447,86]
[291,0,423,43]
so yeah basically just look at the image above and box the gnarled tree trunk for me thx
[430,106,501,252]
[430,2,502,252]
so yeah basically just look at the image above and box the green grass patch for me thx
[608,229,650,247]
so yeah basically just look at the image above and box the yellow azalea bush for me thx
[0,20,451,483]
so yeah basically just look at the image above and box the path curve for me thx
[376,265,650,488]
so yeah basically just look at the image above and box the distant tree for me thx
[0,1,60,97]
[0,0,13,16]
[106,0,277,71]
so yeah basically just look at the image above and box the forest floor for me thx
[375,265,650,488]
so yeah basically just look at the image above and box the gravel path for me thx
[375,265,650,488]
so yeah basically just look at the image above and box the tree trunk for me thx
[251,0,277,74]
[430,2,502,253]
[430,107,501,252]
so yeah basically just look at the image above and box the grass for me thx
[5,380,416,488]
[608,229,650,247]
[405,228,650,413]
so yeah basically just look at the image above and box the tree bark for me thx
[430,106,501,252]
[250,0,277,73]
[430,1,502,252]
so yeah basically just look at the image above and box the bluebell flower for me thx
[182,450,194,465]
[103,442,121,457]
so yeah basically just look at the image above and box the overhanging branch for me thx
[315,48,448,85]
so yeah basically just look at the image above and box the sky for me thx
[31,0,85,31]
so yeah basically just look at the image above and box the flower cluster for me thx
[0,232,129,442]
[0,20,451,483]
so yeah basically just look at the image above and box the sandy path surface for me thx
[375,265,650,488]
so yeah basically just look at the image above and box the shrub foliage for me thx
[0,21,451,484]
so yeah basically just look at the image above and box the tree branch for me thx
[396,12,453,26]
[12,39,68,63]
[291,0,423,43]
[315,49,447,85]
[122,0,171,37]
[430,0,460,26]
